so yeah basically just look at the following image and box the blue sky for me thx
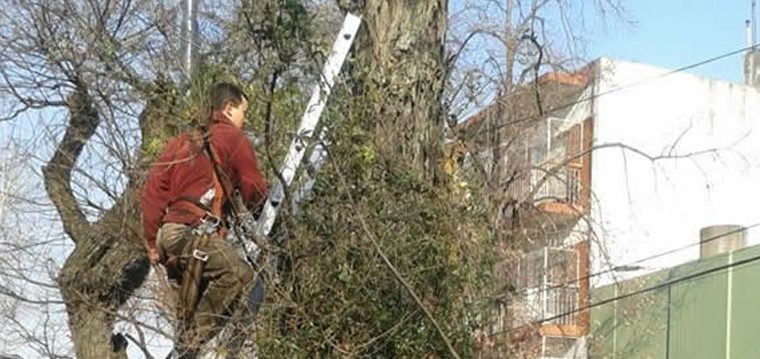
[446,0,754,117]
[587,0,750,83]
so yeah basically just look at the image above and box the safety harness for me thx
[162,127,238,327]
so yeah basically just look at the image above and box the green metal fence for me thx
[589,244,760,359]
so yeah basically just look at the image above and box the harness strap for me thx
[160,128,228,229]
[177,232,211,329]
[162,128,242,331]
[199,128,236,214]
[167,195,212,213]
[165,198,220,227]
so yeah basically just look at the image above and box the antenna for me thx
[747,20,752,48]
[748,1,758,86]
[754,0,757,47]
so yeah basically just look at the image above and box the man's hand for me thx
[147,247,160,265]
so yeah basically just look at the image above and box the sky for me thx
[446,0,756,119]
[586,0,751,83]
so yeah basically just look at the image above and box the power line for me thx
[457,42,760,338]
[492,248,760,337]
[466,43,758,139]
[514,222,760,296]
[454,43,760,294]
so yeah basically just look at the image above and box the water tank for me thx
[700,225,746,258]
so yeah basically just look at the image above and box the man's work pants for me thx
[157,223,254,358]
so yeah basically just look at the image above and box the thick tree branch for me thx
[42,83,99,243]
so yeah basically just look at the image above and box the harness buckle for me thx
[200,212,221,227]
[192,249,209,262]
[193,212,221,235]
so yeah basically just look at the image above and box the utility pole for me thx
[180,0,199,84]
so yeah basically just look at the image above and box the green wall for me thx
[589,244,760,359]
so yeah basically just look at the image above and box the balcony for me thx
[502,116,589,217]
[500,244,589,358]
[511,285,579,327]
[511,246,580,324]
[506,163,584,215]
[507,243,589,339]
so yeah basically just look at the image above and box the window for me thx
[527,117,567,166]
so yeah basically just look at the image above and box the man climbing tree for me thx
[141,82,268,358]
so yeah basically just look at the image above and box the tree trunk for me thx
[45,81,176,358]
[65,298,130,359]
[55,193,148,358]
[346,0,448,182]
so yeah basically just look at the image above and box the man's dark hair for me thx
[207,82,248,114]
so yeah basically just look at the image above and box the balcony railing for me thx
[509,246,581,329]
[510,286,579,327]
[507,163,582,208]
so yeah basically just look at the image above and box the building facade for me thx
[459,57,760,358]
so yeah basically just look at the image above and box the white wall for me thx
[589,58,760,286]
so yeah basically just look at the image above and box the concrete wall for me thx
[588,58,760,285]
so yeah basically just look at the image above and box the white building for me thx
[586,57,760,283]
[459,56,760,358]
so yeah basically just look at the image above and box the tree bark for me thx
[345,0,448,182]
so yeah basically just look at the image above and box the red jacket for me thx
[140,113,268,250]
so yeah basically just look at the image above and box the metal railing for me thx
[509,246,581,328]
[510,285,579,328]
[507,164,582,208]
[531,164,581,206]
